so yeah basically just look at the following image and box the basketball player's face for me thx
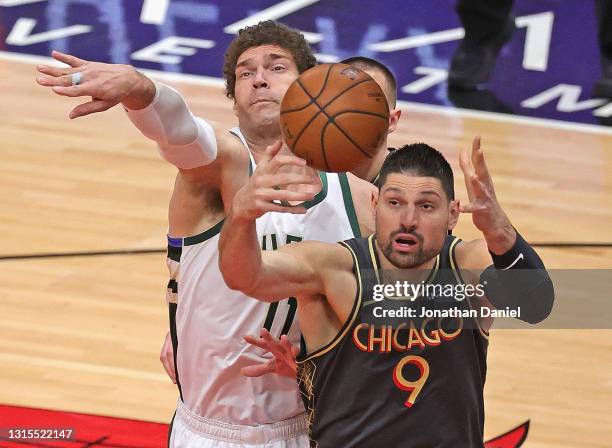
[374,173,455,269]
[233,45,300,130]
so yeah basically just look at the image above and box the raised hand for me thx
[231,141,321,222]
[36,50,154,118]
[459,137,515,254]
[242,328,299,378]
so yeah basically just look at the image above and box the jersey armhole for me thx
[297,242,362,363]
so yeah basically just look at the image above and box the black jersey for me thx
[296,234,489,448]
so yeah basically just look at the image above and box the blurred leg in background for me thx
[448,0,514,89]
[449,0,612,99]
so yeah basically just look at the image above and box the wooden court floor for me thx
[1,57,611,447]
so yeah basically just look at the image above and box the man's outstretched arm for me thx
[37,51,220,171]
[218,141,329,301]
[37,51,248,236]
[456,137,554,325]
[220,210,330,301]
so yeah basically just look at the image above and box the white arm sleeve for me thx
[124,80,217,169]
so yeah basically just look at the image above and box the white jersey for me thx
[166,128,361,426]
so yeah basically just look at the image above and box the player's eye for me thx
[388,199,400,206]
[238,71,252,78]
[421,203,434,210]
[271,64,286,71]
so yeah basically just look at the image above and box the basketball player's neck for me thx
[241,122,282,162]
[351,145,388,183]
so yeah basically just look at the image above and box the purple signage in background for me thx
[1,0,610,127]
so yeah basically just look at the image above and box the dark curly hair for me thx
[223,20,317,99]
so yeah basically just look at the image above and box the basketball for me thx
[280,63,390,172]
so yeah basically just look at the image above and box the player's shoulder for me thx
[214,126,250,163]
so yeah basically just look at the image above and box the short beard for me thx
[380,232,437,269]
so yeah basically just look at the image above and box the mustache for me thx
[390,227,423,244]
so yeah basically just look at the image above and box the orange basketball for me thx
[280,63,390,173]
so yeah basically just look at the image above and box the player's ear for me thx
[388,108,401,134]
[448,200,460,231]
[232,99,239,117]
[371,188,379,219]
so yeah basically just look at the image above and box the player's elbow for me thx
[223,274,250,294]
[225,277,270,302]
[483,267,555,324]
[219,261,245,291]
[523,277,555,324]
[219,260,257,296]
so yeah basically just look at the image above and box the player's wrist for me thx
[229,198,258,225]
[122,70,156,110]
[483,219,516,255]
